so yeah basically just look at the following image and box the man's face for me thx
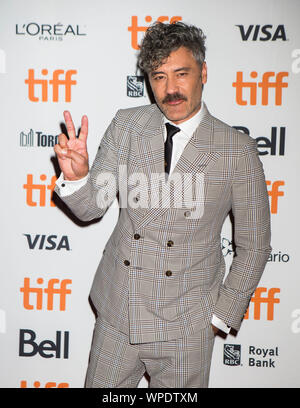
[149,46,207,125]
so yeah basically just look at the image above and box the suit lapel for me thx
[134,105,165,177]
[133,104,220,230]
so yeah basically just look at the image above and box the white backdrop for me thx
[0,0,299,388]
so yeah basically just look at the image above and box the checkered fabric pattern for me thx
[55,103,271,344]
[85,318,215,388]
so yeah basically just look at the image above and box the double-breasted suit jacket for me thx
[55,103,271,344]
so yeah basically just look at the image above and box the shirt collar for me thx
[163,101,205,138]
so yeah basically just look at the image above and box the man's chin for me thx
[159,105,188,123]
[163,111,190,124]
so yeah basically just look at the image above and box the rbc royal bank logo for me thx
[224,344,241,366]
[127,76,144,97]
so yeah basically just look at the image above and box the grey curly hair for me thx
[138,21,206,73]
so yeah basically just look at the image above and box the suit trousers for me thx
[85,318,216,388]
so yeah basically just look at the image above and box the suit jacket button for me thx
[184,210,191,218]
[167,240,174,247]
[134,233,141,240]
[124,260,130,266]
[165,270,172,277]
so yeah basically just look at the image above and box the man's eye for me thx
[178,72,187,77]
[154,75,164,80]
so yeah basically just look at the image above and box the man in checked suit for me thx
[54,22,271,388]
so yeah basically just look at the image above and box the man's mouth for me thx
[166,99,184,105]
[162,93,187,106]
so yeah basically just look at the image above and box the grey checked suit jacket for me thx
[55,103,271,344]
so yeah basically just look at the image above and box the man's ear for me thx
[201,62,207,84]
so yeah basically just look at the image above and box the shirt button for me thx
[124,260,130,266]
[134,233,141,240]
[165,270,172,277]
[61,183,65,187]
[167,240,174,247]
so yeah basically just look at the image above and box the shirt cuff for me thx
[55,173,89,197]
[212,314,231,334]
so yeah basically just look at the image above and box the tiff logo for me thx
[20,277,72,311]
[266,180,284,214]
[244,287,280,321]
[25,69,77,102]
[232,71,288,106]
[20,380,69,388]
[128,15,182,50]
[23,174,57,207]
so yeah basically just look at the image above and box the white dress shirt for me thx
[56,102,231,334]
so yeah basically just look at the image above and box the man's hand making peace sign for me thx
[54,111,89,181]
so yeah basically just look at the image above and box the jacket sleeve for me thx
[213,138,272,331]
[54,113,120,222]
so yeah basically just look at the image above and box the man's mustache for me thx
[162,93,187,104]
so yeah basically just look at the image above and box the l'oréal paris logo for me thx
[16,23,87,41]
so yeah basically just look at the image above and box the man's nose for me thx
[165,77,178,94]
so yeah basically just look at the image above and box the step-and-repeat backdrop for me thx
[1,0,299,388]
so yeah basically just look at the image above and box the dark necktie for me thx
[164,123,180,175]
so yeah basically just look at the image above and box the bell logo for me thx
[232,71,288,106]
[233,126,286,156]
[25,69,77,102]
[244,287,280,321]
[19,329,69,358]
[20,277,72,311]
[128,16,182,50]
[23,174,57,207]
